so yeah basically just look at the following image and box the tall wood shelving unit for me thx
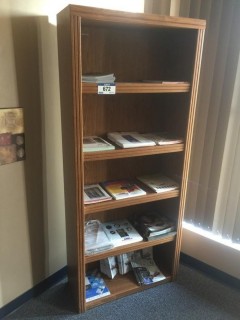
[57,5,205,313]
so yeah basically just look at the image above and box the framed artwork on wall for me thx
[0,108,25,166]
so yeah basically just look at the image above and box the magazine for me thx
[101,219,143,247]
[85,269,110,302]
[131,248,166,285]
[137,173,179,193]
[141,132,183,145]
[101,179,146,200]
[107,132,156,148]
[83,136,115,152]
[84,184,112,204]
[117,252,133,275]
[84,220,113,255]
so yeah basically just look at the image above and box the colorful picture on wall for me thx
[0,108,25,166]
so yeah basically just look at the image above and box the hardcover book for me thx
[101,179,146,200]
[107,132,156,148]
[84,184,112,204]
[85,269,110,302]
[83,136,115,152]
[101,219,143,247]
[137,173,179,193]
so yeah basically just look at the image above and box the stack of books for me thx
[137,173,179,193]
[107,132,156,148]
[132,212,176,241]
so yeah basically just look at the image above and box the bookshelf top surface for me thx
[59,5,206,30]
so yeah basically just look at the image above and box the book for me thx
[84,220,113,255]
[137,173,179,193]
[100,256,118,279]
[141,132,183,145]
[82,73,116,83]
[83,136,115,152]
[85,269,110,302]
[84,184,112,204]
[101,219,143,247]
[132,212,176,238]
[117,252,133,275]
[131,248,166,285]
[101,179,146,200]
[107,132,156,148]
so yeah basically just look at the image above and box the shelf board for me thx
[82,82,191,94]
[85,272,172,310]
[85,233,176,263]
[84,189,179,214]
[84,143,184,161]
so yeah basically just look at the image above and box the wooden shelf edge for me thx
[84,190,179,214]
[82,82,191,94]
[84,143,184,161]
[85,233,176,263]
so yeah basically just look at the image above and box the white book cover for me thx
[137,173,179,193]
[83,136,115,152]
[84,220,113,255]
[141,132,183,145]
[82,73,115,83]
[84,184,112,204]
[107,132,156,148]
[101,219,143,247]
[100,256,118,279]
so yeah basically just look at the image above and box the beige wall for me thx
[0,0,144,308]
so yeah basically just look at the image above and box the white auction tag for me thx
[98,83,116,94]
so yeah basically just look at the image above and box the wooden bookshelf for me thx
[57,5,205,313]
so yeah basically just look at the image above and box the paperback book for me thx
[85,269,110,302]
[131,248,166,285]
[101,219,143,247]
[101,179,146,200]
[142,132,183,145]
[100,256,118,279]
[82,73,116,83]
[107,132,156,148]
[85,220,113,255]
[84,184,112,204]
[83,136,115,152]
[117,252,133,275]
[137,173,179,193]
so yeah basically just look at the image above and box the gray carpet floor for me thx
[5,263,240,320]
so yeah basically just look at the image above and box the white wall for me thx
[0,0,144,308]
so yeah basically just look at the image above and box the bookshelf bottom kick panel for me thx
[85,272,172,310]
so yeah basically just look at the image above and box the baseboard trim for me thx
[180,252,240,290]
[0,266,67,319]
